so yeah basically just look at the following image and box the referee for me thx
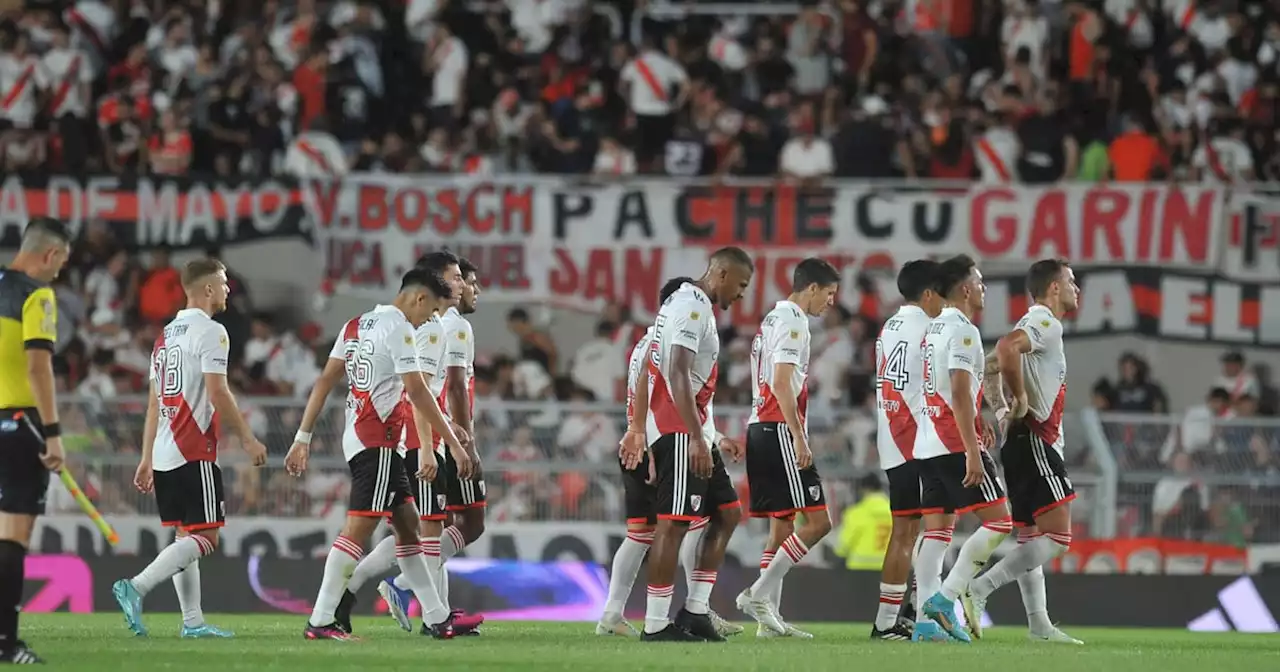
[0,217,71,664]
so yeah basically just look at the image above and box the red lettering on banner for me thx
[326,238,386,286]
[310,182,535,235]
[968,186,1216,264]
[1054,538,1246,575]
[548,248,665,311]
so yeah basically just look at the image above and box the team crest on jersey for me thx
[404,335,413,345]
[1041,320,1050,328]
[808,486,820,501]
[789,330,799,339]
[458,331,467,340]
[437,494,447,509]
[478,480,486,496]
[690,495,702,512]
[429,334,439,344]
[963,337,973,346]
[218,335,228,348]
[689,311,700,320]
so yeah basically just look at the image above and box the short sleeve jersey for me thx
[439,306,475,416]
[915,307,986,460]
[0,269,57,409]
[401,313,447,451]
[150,308,229,471]
[329,304,424,461]
[748,300,811,429]
[646,283,719,446]
[626,327,655,423]
[1016,304,1067,452]
[874,305,931,470]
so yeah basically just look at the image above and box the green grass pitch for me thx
[24,614,1280,671]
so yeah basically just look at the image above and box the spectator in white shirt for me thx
[592,135,636,176]
[76,349,119,400]
[1215,352,1260,402]
[284,117,349,178]
[42,22,94,172]
[1152,451,1208,535]
[1192,121,1254,183]
[570,322,623,404]
[1165,387,1233,462]
[555,387,620,463]
[779,115,834,182]
[426,24,468,132]
[620,34,689,172]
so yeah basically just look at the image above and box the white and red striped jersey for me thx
[40,47,93,118]
[329,304,424,461]
[915,307,985,460]
[401,313,447,451]
[875,304,931,470]
[645,283,719,446]
[1015,304,1067,453]
[283,130,349,178]
[620,49,687,116]
[150,309,229,471]
[974,126,1019,183]
[748,300,810,429]
[0,53,47,128]
[440,306,475,416]
[625,327,655,423]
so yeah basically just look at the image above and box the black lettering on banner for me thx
[614,190,654,239]
[796,189,834,243]
[853,190,953,244]
[673,186,711,239]
[1239,202,1273,268]
[551,191,594,239]
[736,188,775,242]
[549,187,654,241]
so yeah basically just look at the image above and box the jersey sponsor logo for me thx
[38,298,54,333]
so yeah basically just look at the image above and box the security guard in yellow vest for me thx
[834,474,893,570]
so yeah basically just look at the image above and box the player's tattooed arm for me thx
[983,351,1008,417]
[996,329,1034,419]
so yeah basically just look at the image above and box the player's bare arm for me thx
[404,369,471,478]
[669,345,711,478]
[206,372,267,466]
[620,371,649,470]
[286,356,347,476]
[949,368,984,488]
[996,330,1034,419]
[135,380,159,493]
[771,361,810,469]
[445,365,476,459]
[25,342,63,472]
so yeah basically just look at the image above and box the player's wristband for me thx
[41,422,61,440]
[294,430,313,445]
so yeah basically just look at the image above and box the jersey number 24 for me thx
[876,340,910,391]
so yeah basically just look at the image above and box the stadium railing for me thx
[51,395,1114,532]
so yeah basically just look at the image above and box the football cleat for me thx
[959,589,986,640]
[420,618,457,640]
[911,621,950,642]
[674,608,724,642]
[922,593,971,643]
[377,579,414,632]
[0,641,43,664]
[180,624,234,638]
[640,623,705,642]
[596,612,640,636]
[871,623,913,641]
[709,610,743,637]
[333,590,357,634]
[304,623,357,641]
[111,579,148,637]
[1029,626,1084,645]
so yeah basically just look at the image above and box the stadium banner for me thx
[977,267,1280,346]
[0,174,309,248]
[1054,538,1248,575]
[1225,190,1280,282]
[21,555,1280,629]
[307,177,1230,322]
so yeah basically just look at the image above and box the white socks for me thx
[308,536,363,627]
[347,536,397,594]
[603,531,652,616]
[971,531,1070,600]
[173,562,203,627]
[750,534,809,606]
[915,526,952,620]
[643,583,673,634]
[395,543,448,624]
[875,582,907,630]
[941,518,1012,601]
[440,526,466,560]
[132,534,213,596]
[678,518,708,590]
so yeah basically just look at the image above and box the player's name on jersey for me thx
[0,174,308,248]
[978,267,1280,346]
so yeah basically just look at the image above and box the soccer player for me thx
[871,259,944,642]
[640,247,753,642]
[284,268,472,640]
[603,276,742,638]
[736,258,840,638]
[332,252,478,634]
[113,258,269,638]
[915,254,1012,643]
[959,258,1083,645]
[0,218,70,663]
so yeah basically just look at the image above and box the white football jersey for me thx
[748,300,811,429]
[40,47,92,117]
[0,54,47,127]
[150,309,229,472]
[401,313,447,452]
[439,306,475,416]
[328,304,424,461]
[646,283,719,447]
[874,304,931,470]
[1015,304,1067,453]
[626,327,655,423]
[915,307,986,460]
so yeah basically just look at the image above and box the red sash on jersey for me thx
[1203,140,1232,183]
[48,55,83,115]
[1,64,35,111]
[633,57,668,102]
[975,137,1012,181]
[1178,4,1196,29]
[296,139,335,174]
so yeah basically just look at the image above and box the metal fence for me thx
[57,396,1280,542]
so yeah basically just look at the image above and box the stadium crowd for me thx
[1,0,1277,180]
[5,0,1276,543]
